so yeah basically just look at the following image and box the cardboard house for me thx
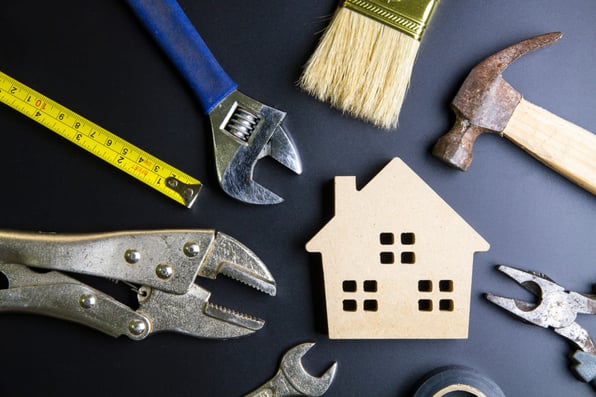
[306,158,489,339]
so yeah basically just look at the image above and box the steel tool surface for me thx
[245,342,337,397]
[0,229,276,339]
[126,0,302,205]
[433,32,596,195]
[486,265,596,388]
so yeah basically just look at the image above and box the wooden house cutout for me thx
[306,158,489,339]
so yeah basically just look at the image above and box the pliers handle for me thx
[0,262,264,340]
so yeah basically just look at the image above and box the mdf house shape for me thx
[306,158,490,339]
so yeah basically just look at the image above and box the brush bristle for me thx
[299,7,420,129]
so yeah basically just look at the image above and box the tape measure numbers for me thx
[0,70,201,207]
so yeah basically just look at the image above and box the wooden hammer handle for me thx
[503,98,596,195]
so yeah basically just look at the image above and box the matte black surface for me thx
[0,1,595,396]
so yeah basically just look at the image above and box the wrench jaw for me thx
[138,285,264,339]
[266,124,303,175]
[209,90,302,205]
[280,342,338,397]
[245,342,337,397]
[198,231,276,297]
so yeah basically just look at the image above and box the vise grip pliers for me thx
[486,265,596,388]
[0,229,276,340]
[126,0,302,205]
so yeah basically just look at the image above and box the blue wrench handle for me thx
[126,0,238,114]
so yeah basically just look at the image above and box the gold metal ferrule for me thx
[342,0,439,41]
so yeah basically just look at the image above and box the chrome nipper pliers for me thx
[0,229,275,340]
[485,265,596,388]
[126,0,302,205]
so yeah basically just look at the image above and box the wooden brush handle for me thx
[503,98,596,195]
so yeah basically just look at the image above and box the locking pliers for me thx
[0,229,276,340]
[485,265,596,388]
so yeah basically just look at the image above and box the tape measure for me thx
[0,70,202,208]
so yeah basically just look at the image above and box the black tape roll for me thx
[413,366,506,397]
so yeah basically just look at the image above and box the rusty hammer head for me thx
[432,32,563,170]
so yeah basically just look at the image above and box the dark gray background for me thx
[0,1,595,396]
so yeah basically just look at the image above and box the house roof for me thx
[306,157,490,254]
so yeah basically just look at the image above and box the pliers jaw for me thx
[201,231,276,296]
[138,285,264,339]
[209,90,302,205]
[485,265,573,329]
[486,265,596,332]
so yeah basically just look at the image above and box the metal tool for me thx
[0,70,201,208]
[485,265,596,388]
[126,0,302,205]
[0,229,276,339]
[244,342,337,397]
[433,32,596,195]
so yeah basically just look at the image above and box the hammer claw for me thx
[477,32,562,78]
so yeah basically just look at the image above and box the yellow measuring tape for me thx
[0,70,202,208]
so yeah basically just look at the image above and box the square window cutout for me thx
[343,280,357,292]
[418,280,432,292]
[363,300,378,311]
[363,280,378,292]
[401,233,415,245]
[401,252,415,264]
[439,280,454,292]
[380,252,395,264]
[439,299,454,311]
[418,299,433,312]
[380,233,394,245]
[343,300,357,312]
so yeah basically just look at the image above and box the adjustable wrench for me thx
[126,0,302,205]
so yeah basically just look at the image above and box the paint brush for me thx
[299,0,439,129]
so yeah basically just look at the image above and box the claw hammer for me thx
[433,32,596,195]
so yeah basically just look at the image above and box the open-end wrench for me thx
[245,342,337,397]
[126,0,302,205]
